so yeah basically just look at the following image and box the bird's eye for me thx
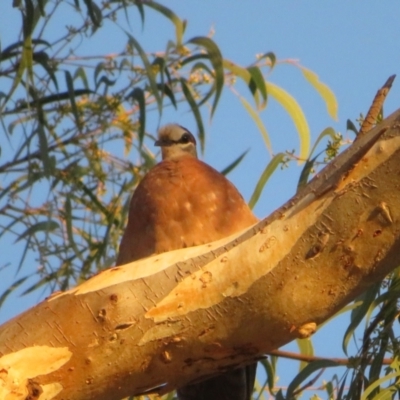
[180,133,191,144]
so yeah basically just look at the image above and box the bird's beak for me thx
[154,138,172,147]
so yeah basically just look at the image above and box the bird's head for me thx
[155,124,198,160]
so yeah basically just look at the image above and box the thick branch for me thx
[1,109,400,399]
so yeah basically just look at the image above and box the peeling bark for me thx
[1,109,400,400]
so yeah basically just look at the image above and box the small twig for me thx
[356,74,396,140]
[267,349,393,366]
[292,367,325,397]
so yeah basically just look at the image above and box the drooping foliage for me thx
[2,1,399,399]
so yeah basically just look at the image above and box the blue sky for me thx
[130,1,400,216]
[1,1,400,396]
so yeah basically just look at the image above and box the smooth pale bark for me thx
[1,109,400,400]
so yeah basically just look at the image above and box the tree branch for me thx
[267,349,394,367]
[1,108,400,399]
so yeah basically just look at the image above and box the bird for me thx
[116,124,258,400]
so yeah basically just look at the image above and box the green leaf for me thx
[152,56,166,78]
[74,66,89,89]
[37,0,47,16]
[297,153,321,191]
[297,127,337,190]
[36,118,54,177]
[157,83,177,108]
[324,381,334,400]
[83,0,102,29]
[220,149,249,176]
[181,53,209,67]
[275,389,285,400]
[126,33,162,115]
[23,0,35,38]
[223,59,251,82]
[15,220,59,243]
[0,276,29,308]
[369,272,400,309]
[337,372,348,400]
[247,66,267,108]
[347,119,359,136]
[225,60,268,117]
[65,195,84,261]
[266,82,310,162]
[94,62,105,84]
[180,78,205,152]
[134,0,145,26]
[15,233,31,276]
[300,66,338,121]
[144,1,184,46]
[79,181,111,220]
[286,360,339,398]
[296,338,314,371]
[361,371,400,400]
[119,0,131,28]
[191,61,216,109]
[1,39,50,60]
[21,271,59,296]
[239,96,271,154]
[258,51,276,69]
[33,51,58,90]
[342,284,380,355]
[369,337,388,387]
[224,55,275,112]
[65,71,81,130]
[162,61,174,88]
[1,35,34,114]
[126,87,146,147]
[152,57,177,108]
[258,358,276,397]
[188,37,224,117]
[96,76,116,92]
[308,127,337,159]
[249,153,285,209]
[0,172,42,201]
